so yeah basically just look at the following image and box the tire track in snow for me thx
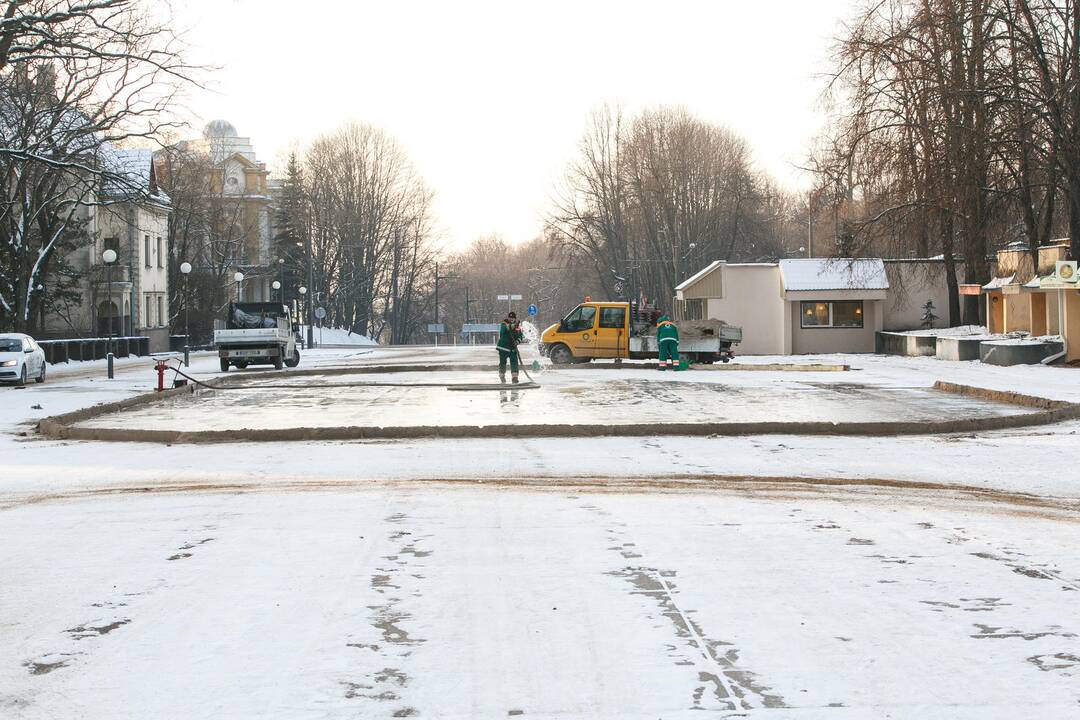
[579,500,786,714]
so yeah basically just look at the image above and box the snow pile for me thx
[903,325,989,337]
[300,326,378,346]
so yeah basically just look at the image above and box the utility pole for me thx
[305,233,315,348]
[433,262,456,343]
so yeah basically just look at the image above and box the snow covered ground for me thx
[299,326,379,347]
[2,346,1079,718]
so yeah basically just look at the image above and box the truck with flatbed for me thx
[213,302,300,372]
[540,301,741,364]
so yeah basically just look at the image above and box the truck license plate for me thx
[231,349,266,357]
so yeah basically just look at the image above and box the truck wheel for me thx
[273,351,284,370]
[219,357,229,372]
[235,360,249,369]
[549,343,572,365]
[285,348,300,368]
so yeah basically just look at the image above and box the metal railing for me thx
[37,336,150,364]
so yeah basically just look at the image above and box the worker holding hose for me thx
[656,314,679,370]
[497,312,525,384]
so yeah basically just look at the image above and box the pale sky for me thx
[172,0,854,249]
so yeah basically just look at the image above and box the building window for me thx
[156,295,163,327]
[598,306,626,329]
[144,235,151,268]
[683,299,704,321]
[145,293,152,327]
[800,301,864,329]
[156,237,163,268]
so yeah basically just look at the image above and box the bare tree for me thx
[0,0,197,332]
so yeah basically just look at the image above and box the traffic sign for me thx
[427,323,445,334]
[314,306,326,320]
[527,304,537,316]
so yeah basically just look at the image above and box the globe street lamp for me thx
[180,261,192,366]
[234,271,244,302]
[272,279,281,303]
[102,248,118,379]
[298,286,307,349]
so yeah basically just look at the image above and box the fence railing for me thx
[37,336,150,364]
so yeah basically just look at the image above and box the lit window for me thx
[800,301,864,329]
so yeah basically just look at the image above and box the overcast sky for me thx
[174,0,854,249]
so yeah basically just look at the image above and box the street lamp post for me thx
[278,258,285,301]
[180,261,192,366]
[234,271,244,303]
[102,248,118,379]
[298,286,307,349]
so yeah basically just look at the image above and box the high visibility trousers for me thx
[498,349,519,380]
[658,340,678,369]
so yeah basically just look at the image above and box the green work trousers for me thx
[658,340,678,369]
[499,349,519,380]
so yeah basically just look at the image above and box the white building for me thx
[44,147,172,351]
[674,258,951,355]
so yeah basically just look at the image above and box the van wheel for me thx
[219,357,229,372]
[549,343,572,365]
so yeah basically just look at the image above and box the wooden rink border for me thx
[32,365,1080,444]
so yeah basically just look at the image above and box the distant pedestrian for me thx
[656,314,679,370]
[497,312,524,383]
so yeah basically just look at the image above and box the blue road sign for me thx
[527,304,538,316]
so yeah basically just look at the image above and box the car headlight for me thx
[0,359,16,367]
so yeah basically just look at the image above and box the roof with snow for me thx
[982,275,1015,291]
[779,258,889,292]
[99,146,170,205]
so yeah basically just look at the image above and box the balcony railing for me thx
[89,264,132,285]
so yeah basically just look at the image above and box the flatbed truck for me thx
[540,301,741,364]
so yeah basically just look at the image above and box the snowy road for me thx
[3,484,1079,718]
[2,347,1079,718]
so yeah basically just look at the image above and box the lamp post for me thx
[278,257,285,301]
[233,271,244,303]
[180,261,192,366]
[272,280,281,302]
[298,286,307,349]
[102,248,118,379]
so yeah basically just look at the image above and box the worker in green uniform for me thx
[497,311,525,383]
[656,315,679,370]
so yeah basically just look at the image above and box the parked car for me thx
[0,333,47,385]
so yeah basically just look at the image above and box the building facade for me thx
[177,120,276,303]
[43,148,172,351]
[674,258,941,355]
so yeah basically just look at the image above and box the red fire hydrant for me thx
[155,358,169,392]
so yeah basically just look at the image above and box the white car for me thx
[0,333,47,385]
